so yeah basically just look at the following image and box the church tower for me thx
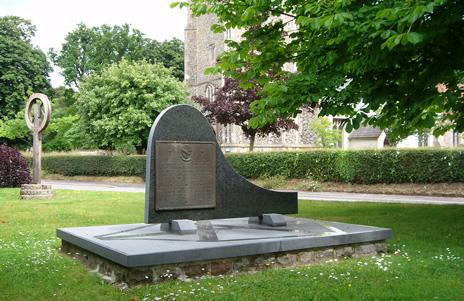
[184,11,316,152]
[184,11,224,100]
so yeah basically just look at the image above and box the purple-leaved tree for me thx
[192,78,298,151]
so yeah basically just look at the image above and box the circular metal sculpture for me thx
[23,93,52,187]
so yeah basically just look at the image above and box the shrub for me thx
[76,60,187,153]
[41,154,146,178]
[0,144,31,187]
[228,149,464,184]
[226,150,341,180]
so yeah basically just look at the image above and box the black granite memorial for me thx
[57,105,391,285]
[145,104,297,225]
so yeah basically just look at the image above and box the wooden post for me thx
[20,93,52,199]
[32,103,42,184]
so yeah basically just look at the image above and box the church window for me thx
[224,125,233,144]
[205,84,215,102]
[208,44,216,62]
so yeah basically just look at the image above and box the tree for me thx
[49,86,78,117]
[50,24,184,87]
[146,38,184,82]
[76,60,186,153]
[192,77,297,151]
[0,16,51,120]
[176,0,464,140]
[308,117,341,148]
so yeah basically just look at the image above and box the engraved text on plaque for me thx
[155,141,216,210]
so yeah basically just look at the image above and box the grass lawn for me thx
[0,189,463,301]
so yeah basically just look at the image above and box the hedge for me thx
[38,149,464,184]
[41,155,146,178]
[227,149,464,183]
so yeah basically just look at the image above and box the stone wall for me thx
[61,240,387,286]
[184,12,223,98]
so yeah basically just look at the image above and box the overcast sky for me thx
[1,0,187,87]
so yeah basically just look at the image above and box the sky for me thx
[1,0,187,87]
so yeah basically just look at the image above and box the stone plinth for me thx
[57,216,392,285]
[20,184,53,200]
[61,240,387,285]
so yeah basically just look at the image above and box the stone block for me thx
[161,219,197,234]
[210,260,233,275]
[335,246,354,258]
[353,244,377,258]
[20,194,53,200]
[375,242,387,253]
[20,184,53,200]
[315,249,334,262]
[297,251,315,264]
[262,213,287,227]
[232,257,250,272]
[21,184,51,190]
[20,189,52,195]
[276,254,297,267]
[182,263,209,277]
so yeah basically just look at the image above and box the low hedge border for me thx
[227,149,464,184]
[42,155,146,178]
[37,149,464,184]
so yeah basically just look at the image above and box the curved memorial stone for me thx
[145,105,297,223]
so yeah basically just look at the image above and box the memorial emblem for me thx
[180,145,192,162]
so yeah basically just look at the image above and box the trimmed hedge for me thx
[227,149,464,183]
[42,155,146,178]
[39,149,464,184]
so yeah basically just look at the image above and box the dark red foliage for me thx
[192,78,297,139]
[0,144,32,187]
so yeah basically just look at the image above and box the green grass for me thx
[0,189,463,301]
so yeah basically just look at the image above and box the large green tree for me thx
[50,24,184,87]
[148,38,184,82]
[75,60,186,153]
[176,0,464,139]
[0,16,51,120]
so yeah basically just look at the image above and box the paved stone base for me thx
[57,217,391,286]
[20,184,53,199]
[61,240,387,285]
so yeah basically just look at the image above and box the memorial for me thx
[20,93,53,199]
[57,105,391,285]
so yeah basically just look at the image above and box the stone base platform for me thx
[20,184,53,199]
[57,217,391,285]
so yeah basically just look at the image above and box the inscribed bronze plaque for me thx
[155,141,216,210]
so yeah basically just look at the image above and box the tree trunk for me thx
[249,133,256,152]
